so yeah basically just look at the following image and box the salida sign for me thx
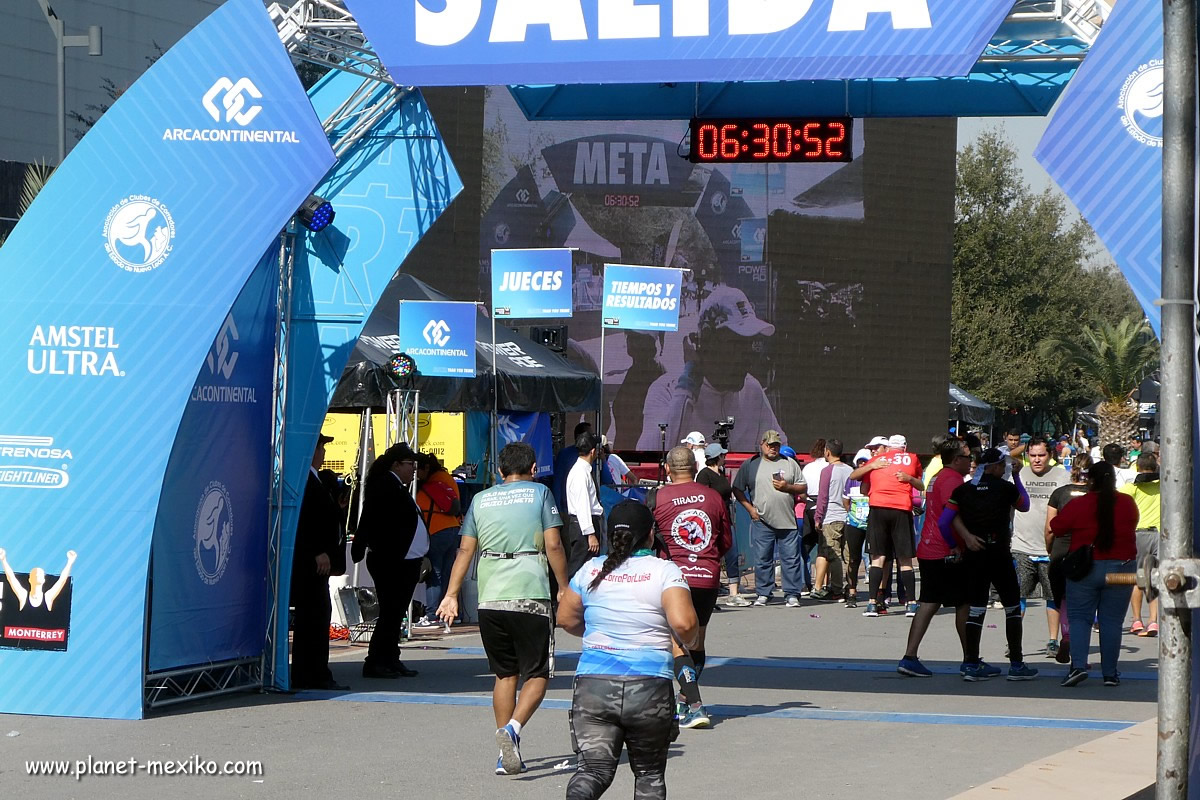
[344,0,1015,85]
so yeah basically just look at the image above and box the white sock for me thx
[507,719,523,737]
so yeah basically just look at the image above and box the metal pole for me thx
[598,324,606,444]
[491,309,498,486]
[54,19,65,164]
[1157,0,1197,794]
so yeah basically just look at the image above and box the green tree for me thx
[951,128,1145,432]
[1039,317,1159,448]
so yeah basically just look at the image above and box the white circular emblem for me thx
[670,509,713,554]
[710,191,727,215]
[193,481,233,585]
[494,222,511,245]
[103,195,176,272]
[1119,60,1164,147]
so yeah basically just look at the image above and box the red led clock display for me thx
[689,118,853,164]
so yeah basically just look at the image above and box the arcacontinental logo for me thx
[103,196,175,273]
[0,434,72,490]
[194,481,233,585]
[162,76,301,144]
[424,319,451,347]
[191,314,257,405]
[1119,60,1164,147]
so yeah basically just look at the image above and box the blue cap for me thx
[779,445,797,459]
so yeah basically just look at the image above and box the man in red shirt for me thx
[652,446,733,730]
[848,434,924,618]
[897,438,970,677]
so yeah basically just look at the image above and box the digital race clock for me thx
[688,118,853,164]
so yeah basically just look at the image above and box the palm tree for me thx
[1039,317,1159,449]
[0,160,54,249]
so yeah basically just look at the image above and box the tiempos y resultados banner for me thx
[492,248,573,319]
[602,264,684,332]
[399,300,479,378]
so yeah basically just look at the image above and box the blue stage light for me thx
[297,193,335,232]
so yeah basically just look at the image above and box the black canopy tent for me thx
[949,383,995,427]
[331,273,601,412]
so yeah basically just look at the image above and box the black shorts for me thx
[867,507,915,560]
[478,609,551,681]
[690,587,719,627]
[917,557,966,608]
[963,544,1020,610]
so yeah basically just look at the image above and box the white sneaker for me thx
[785,596,801,608]
[753,595,769,606]
[413,616,441,629]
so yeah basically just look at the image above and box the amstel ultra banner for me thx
[0,0,334,719]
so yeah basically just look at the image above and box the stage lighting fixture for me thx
[389,352,417,380]
[297,194,335,232]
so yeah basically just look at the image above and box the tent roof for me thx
[949,382,994,426]
[331,273,600,412]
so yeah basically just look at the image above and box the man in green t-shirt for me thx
[437,442,568,776]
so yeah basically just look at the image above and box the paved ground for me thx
[0,596,1157,799]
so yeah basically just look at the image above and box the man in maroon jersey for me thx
[651,446,733,729]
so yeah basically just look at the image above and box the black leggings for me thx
[568,676,676,800]
[844,525,866,595]
[963,544,1023,663]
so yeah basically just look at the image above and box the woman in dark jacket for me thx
[1050,461,1139,688]
[353,443,428,679]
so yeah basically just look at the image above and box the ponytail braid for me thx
[588,527,637,592]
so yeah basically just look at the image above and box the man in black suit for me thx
[353,442,427,679]
[291,433,349,690]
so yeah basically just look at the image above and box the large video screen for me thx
[478,88,953,454]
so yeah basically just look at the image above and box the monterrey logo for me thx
[103,196,175,273]
[1119,60,1164,147]
[0,435,72,490]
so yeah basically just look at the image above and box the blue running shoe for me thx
[496,725,523,775]
[961,662,992,682]
[977,661,1003,678]
[1007,662,1039,681]
[495,754,528,775]
[679,705,712,729]
[897,656,933,677]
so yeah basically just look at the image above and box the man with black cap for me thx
[291,432,348,690]
[944,447,1038,682]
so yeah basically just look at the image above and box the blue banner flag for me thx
[1033,1,1162,333]
[343,0,1014,86]
[400,301,479,377]
[492,248,574,318]
[602,264,684,331]
[0,0,334,719]
[495,412,553,478]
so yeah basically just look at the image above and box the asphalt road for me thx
[0,595,1157,799]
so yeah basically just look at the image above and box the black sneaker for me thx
[1061,668,1088,687]
[810,588,833,602]
[844,593,858,609]
[1103,673,1121,687]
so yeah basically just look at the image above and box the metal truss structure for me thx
[145,657,263,709]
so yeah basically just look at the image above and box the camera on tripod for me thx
[712,416,735,450]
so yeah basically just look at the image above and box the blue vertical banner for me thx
[272,71,462,687]
[492,248,574,318]
[602,264,684,331]
[147,249,278,672]
[1033,0,1162,332]
[400,301,479,377]
[0,0,335,719]
[495,412,553,478]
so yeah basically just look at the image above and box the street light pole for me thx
[34,1,102,164]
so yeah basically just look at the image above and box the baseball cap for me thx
[779,445,797,459]
[854,448,872,464]
[317,432,335,445]
[699,286,776,337]
[888,434,907,450]
[600,435,612,449]
[608,500,654,542]
[978,447,1005,467]
[703,442,727,460]
[681,431,707,446]
[762,429,782,445]
[866,436,889,449]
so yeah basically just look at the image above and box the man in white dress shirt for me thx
[565,431,604,578]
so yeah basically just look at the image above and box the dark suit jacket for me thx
[295,471,342,581]
[354,471,419,561]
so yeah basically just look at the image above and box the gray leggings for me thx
[568,676,677,800]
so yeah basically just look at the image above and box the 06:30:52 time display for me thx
[689,118,853,164]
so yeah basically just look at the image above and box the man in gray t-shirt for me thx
[1009,437,1069,654]
[733,429,807,606]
